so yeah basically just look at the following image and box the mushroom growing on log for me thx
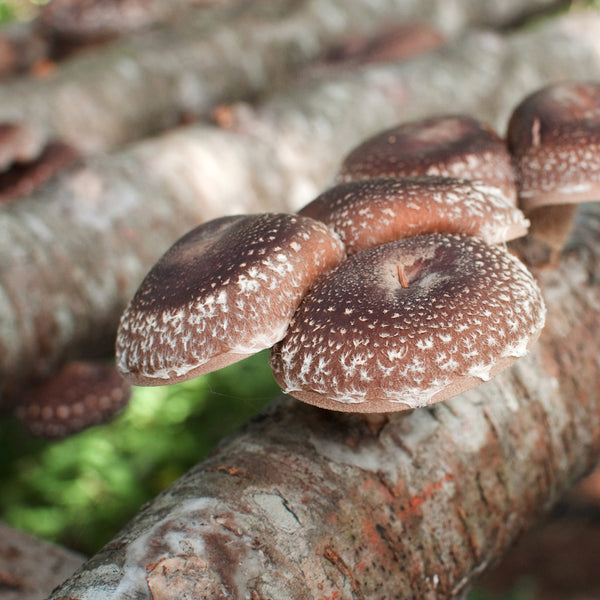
[278,112,542,414]
[116,112,544,420]
[336,114,517,205]
[298,175,528,254]
[269,233,546,413]
[14,360,131,438]
[507,81,600,266]
[116,213,345,386]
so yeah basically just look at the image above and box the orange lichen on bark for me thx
[397,473,455,518]
[203,464,248,477]
[316,591,341,600]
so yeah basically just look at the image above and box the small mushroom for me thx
[270,233,546,413]
[299,175,529,254]
[14,361,131,438]
[0,141,80,204]
[116,213,345,386]
[336,115,517,205]
[507,81,600,265]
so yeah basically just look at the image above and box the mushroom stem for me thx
[397,263,409,288]
[362,412,391,435]
[523,203,578,268]
[334,411,398,435]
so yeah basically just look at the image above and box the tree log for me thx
[2,10,600,407]
[37,0,211,44]
[0,0,566,155]
[0,522,84,600]
[48,202,600,599]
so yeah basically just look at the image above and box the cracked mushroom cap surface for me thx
[336,115,517,205]
[508,81,600,210]
[116,213,345,386]
[299,176,529,254]
[15,361,131,438]
[270,233,546,413]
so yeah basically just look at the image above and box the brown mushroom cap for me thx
[299,176,529,254]
[0,141,80,205]
[270,233,545,413]
[15,361,131,438]
[116,213,345,386]
[507,81,600,210]
[336,115,517,205]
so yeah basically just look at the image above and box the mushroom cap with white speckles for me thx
[299,176,529,254]
[116,213,345,386]
[15,361,131,438]
[508,81,600,210]
[336,115,517,205]
[270,233,546,413]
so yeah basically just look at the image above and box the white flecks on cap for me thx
[336,115,517,205]
[299,176,528,254]
[116,213,345,386]
[270,233,546,413]
[507,81,600,209]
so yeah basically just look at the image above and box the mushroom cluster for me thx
[271,114,545,412]
[116,82,600,416]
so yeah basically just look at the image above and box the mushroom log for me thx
[336,115,517,205]
[116,213,345,386]
[270,233,546,413]
[299,175,529,254]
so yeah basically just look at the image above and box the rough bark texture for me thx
[47,201,600,598]
[2,11,600,407]
[0,0,565,154]
[0,522,84,600]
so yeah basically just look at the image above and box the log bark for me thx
[36,0,211,44]
[47,202,600,599]
[0,522,84,600]
[2,10,600,407]
[0,0,566,155]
